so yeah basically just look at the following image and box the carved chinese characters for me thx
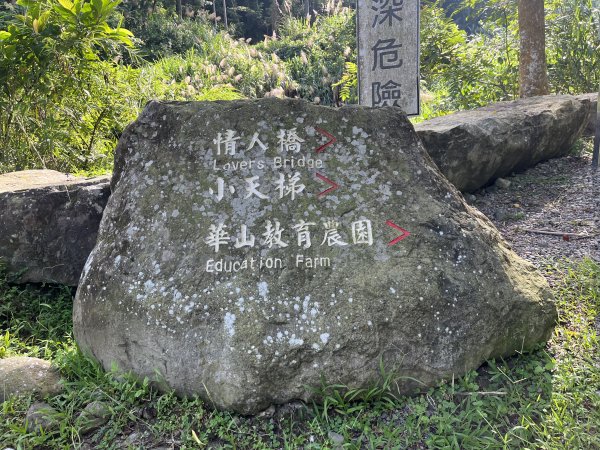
[74,99,556,415]
[202,126,411,273]
[358,0,420,114]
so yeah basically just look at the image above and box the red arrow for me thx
[316,173,339,198]
[315,128,336,154]
[386,220,411,246]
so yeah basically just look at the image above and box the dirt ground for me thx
[468,153,599,270]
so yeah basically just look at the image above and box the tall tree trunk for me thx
[176,0,182,20]
[518,0,549,97]
[303,0,310,19]
[270,0,283,36]
[223,0,228,28]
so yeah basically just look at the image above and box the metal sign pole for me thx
[593,1,600,168]
[594,93,599,169]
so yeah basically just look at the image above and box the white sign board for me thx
[357,0,420,115]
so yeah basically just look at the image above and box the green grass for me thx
[570,136,595,157]
[1,259,599,449]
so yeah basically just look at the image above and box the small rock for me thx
[257,405,276,418]
[493,209,509,222]
[77,401,111,435]
[141,405,156,420]
[0,357,63,402]
[328,431,345,446]
[90,388,107,401]
[495,178,512,189]
[113,374,129,384]
[25,402,60,432]
[126,432,141,445]
[274,401,308,420]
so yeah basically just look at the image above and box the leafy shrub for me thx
[442,0,600,101]
[0,1,290,175]
[0,0,135,174]
[122,7,218,61]
[420,0,519,114]
[418,0,599,117]
[260,10,355,105]
[332,61,357,104]
[420,2,468,82]
[546,0,600,94]
[143,32,294,100]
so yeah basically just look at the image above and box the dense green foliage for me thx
[260,10,355,105]
[0,0,292,174]
[0,0,135,173]
[0,0,598,174]
[1,259,598,447]
[418,0,599,117]
[546,0,600,94]
[418,0,519,116]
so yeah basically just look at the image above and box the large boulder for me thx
[576,93,598,137]
[0,170,110,285]
[74,99,557,415]
[0,357,63,402]
[414,94,589,192]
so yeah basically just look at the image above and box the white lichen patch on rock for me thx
[224,312,236,337]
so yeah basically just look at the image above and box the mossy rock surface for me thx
[0,357,63,402]
[0,170,110,286]
[74,98,556,414]
[415,94,589,192]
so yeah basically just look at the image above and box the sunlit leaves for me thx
[0,0,135,173]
